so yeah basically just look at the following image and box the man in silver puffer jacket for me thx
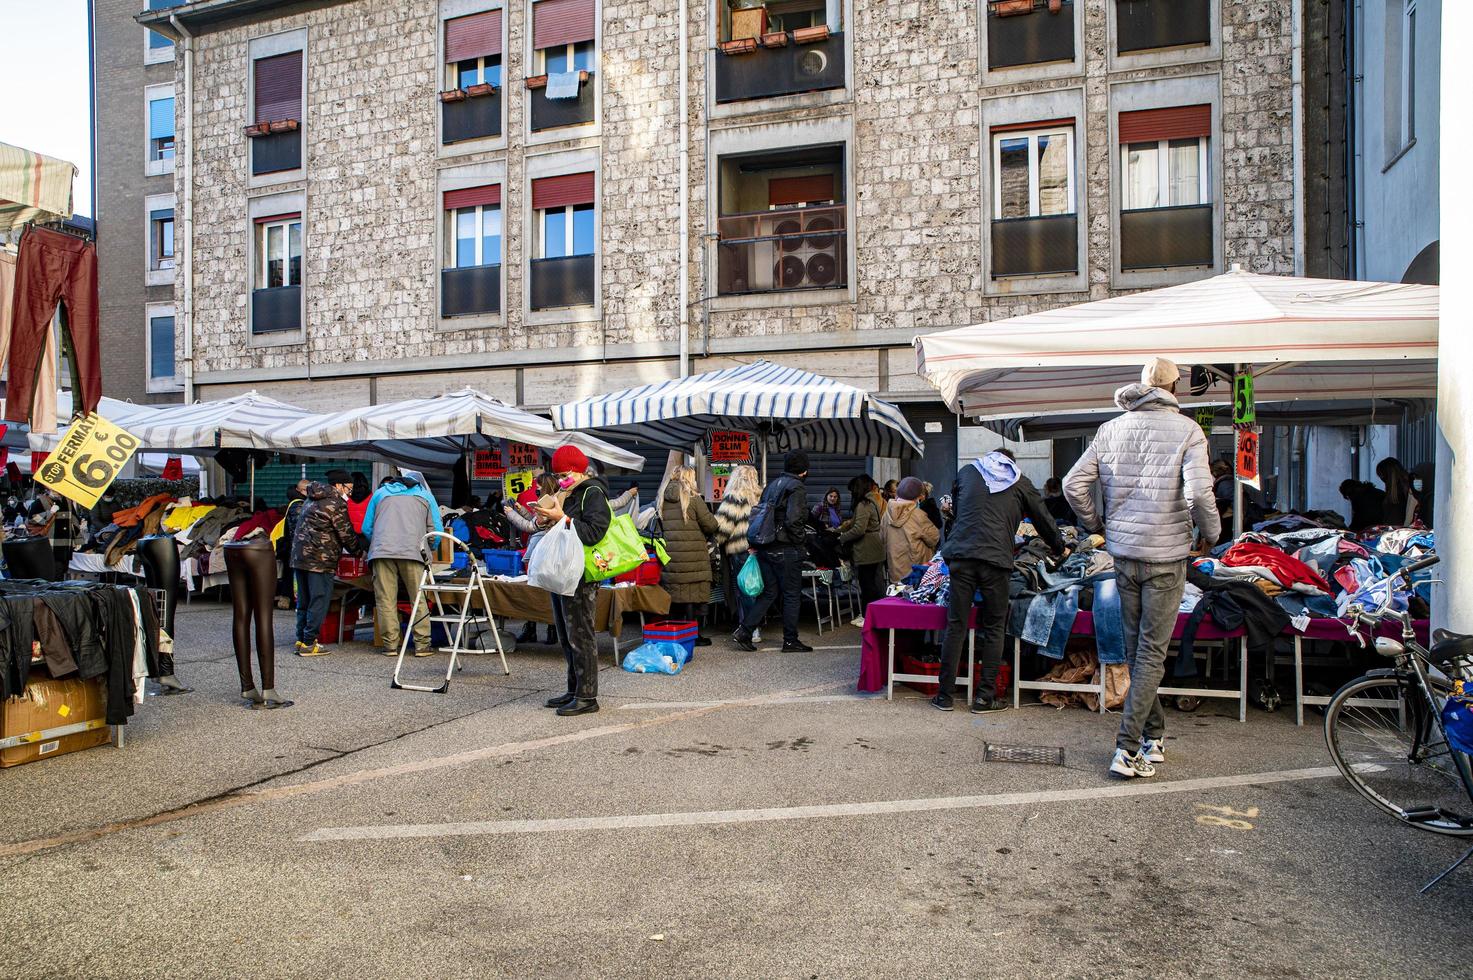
[1064,357,1220,779]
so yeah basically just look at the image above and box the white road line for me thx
[300,765,1347,843]
[616,694,876,710]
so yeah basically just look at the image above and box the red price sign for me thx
[708,430,752,463]
[1235,427,1260,490]
[473,447,504,479]
[507,442,540,469]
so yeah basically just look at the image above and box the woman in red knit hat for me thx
[534,444,610,716]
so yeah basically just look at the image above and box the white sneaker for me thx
[850,616,866,628]
[1109,748,1157,779]
[751,628,762,644]
[1140,738,1166,764]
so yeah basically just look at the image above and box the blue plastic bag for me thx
[621,641,687,674]
[738,553,764,597]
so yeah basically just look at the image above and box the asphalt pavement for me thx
[1,599,1469,979]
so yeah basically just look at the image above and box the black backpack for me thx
[748,482,794,548]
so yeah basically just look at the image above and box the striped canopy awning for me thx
[18,393,161,453]
[97,391,316,452]
[915,270,1439,419]
[551,361,924,459]
[223,387,645,471]
[0,142,76,236]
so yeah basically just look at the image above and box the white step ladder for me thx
[391,531,509,694]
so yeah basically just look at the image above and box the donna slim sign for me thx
[36,414,140,508]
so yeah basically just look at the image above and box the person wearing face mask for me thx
[534,446,611,716]
[290,470,363,657]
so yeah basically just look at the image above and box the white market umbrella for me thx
[551,360,924,460]
[223,387,645,472]
[914,269,1438,419]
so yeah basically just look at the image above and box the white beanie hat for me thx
[1141,356,1180,388]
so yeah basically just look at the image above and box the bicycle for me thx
[1322,553,1473,890]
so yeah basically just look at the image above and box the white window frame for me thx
[446,204,502,268]
[449,55,502,90]
[144,29,174,65]
[255,217,303,289]
[536,204,585,258]
[1401,0,1416,148]
[1119,136,1209,211]
[991,126,1075,218]
[144,192,176,287]
[145,302,182,393]
[536,40,595,75]
[144,83,175,177]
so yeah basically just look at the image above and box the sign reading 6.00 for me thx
[36,414,141,508]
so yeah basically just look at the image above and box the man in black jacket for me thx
[935,449,1065,712]
[734,451,812,653]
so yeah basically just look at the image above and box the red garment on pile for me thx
[234,508,281,540]
[1221,541,1332,593]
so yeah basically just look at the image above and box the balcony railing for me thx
[441,264,501,318]
[715,32,845,104]
[990,213,1078,278]
[251,285,301,333]
[1116,0,1211,54]
[1120,204,1213,270]
[987,2,1074,69]
[442,90,502,143]
[716,205,847,295]
[529,74,595,132]
[529,254,595,310]
[251,130,300,175]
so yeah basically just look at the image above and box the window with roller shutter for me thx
[249,49,304,176]
[1117,104,1213,270]
[529,172,596,310]
[442,184,503,318]
[442,8,504,144]
[528,0,596,132]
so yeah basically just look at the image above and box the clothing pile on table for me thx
[0,579,160,725]
[77,495,266,589]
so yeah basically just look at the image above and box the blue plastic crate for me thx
[482,549,524,577]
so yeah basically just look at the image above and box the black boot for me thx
[516,622,537,644]
[556,698,600,716]
[544,692,575,709]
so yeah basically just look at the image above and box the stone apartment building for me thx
[92,0,190,405]
[137,0,1308,485]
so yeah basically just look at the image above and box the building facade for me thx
[93,0,189,405]
[139,0,1305,479]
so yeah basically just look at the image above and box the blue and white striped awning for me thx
[552,361,924,459]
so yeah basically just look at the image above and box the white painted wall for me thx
[957,427,1053,490]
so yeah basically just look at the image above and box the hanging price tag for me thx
[507,442,540,469]
[473,447,505,479]
[1194,407,1215,441]
[1235,426,1260,490]
[35,414,140,508]
[1233,373,1255,425]
[504,469,535,499]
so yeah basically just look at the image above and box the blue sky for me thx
[0,0,93,216]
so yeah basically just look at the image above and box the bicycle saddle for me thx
[1430,629,1473,666]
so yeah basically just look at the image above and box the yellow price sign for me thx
[35,413,140,508]
[504,469,535,500]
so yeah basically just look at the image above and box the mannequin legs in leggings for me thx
[224,539,291,709]
[136,535,190,693]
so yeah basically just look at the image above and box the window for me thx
[715,144,846,295]
[146,0,185,54]
[529,0,596,131]
[993,126,1074,218]
[529,171,596,310]
[715,0,845,105]
[764,0,825,34]
[442,185,502,317]
[1117,104,1213,271]
[444,196,502,268]
[446,10,504,89]
[148,94,175,164]
[1114,0,1211,55]
[256,216,302,288]
[985,0,1075,72]
[540,40,594,75]
[250,48,303,176]
[148,311,177,387]
[1401,0,1416,147]
[150,207,175,271]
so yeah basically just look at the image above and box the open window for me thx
[442,185,502,317]
[716,144,846,296]
[530,172,596,310]
[715,0,845,104]
[248,50,303,176]
[985,0,1075,71]
[1115,0,1210,55]
[146,89,175,176]
[990,123,1077,278]
[148,201,175,283]
[441,9,503,143]
[1118,105,1212,270]
[252,213,303,333]
[528,0,596,132]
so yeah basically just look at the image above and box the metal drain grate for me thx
[984,742,1065,766]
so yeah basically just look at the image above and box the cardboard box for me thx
[1,675,111,768]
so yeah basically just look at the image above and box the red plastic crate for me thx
[615,558,662,586]
[318,602,359,646]
[336,556,368,580]
[898,655,1011,699]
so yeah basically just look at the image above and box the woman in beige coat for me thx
[882,477,940,584]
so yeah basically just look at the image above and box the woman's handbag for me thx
[642,513,671,565]
[583,508,649,581]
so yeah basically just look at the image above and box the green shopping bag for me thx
[584,508,649,581]
[738,553,764,597]
[642,513,671,565]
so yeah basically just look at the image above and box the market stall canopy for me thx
[17,392,161,453]
[551,361,925,458]
[0,142,76,236]
[914,270,1439,419]
[220,387,645,472]
[98,391,313,452]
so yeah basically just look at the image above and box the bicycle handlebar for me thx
[1399,553,1439,577]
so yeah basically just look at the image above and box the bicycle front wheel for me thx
[1325,673,1473,837]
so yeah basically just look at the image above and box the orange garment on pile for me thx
[112,493,175,528]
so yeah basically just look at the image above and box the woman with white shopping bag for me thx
[531,445,611,716]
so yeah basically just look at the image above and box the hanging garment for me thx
[544,70,581,99]
[0,250,61,433]
[3,227,101,427]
